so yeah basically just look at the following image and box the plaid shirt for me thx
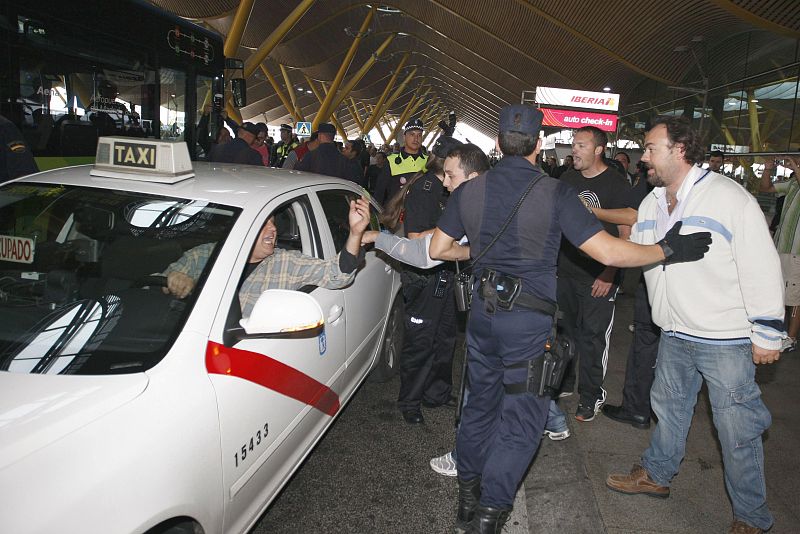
[164,244,355,316]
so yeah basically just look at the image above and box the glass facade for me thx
[617,30,799,193]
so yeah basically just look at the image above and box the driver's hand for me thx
[163,271,196,299]
[349,196,371,235]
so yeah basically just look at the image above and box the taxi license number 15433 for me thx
[234,422,269,468]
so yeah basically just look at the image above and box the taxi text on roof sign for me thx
[113,141,156,169]
[90,137,195,183]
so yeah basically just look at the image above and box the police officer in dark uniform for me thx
[429,105,712,533]
[1,114,39,183]
[295,123,362,183]
[270,123,299,167]
[396,135,464,425]
[209,122,263,166]
[373,118,428,206]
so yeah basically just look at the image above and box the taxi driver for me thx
[162,197,371,315]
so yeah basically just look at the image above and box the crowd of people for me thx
[6,100,797,534]
[196,109,392,193]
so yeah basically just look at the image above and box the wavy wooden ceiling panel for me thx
[148,0,800,139]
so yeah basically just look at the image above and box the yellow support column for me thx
[280,64,304,122]
[373,68,419,131]
[423,113,446,145]
[366,104,388,145]
[244,0,317,77]
[347,103,364,131]
[325,34,396,123]
[362,52,410,133]
[261,64,302,123]
[349,97,365,131]
[224,0,255,59]
[320,82,349,139]
[747,88,763,151]
[391,85,431,141]
[313,6,375,130]
[306,77,348,139]
[225,96,242,124]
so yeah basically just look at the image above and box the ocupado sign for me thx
[0,235,35,264]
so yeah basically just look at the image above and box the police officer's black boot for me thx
[466,504,511,534]
[454,477,481,533]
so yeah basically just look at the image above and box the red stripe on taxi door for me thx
[206,341,340,416]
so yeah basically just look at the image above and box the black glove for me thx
[657,221,712,264]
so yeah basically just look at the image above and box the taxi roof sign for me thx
[90,137,195,183]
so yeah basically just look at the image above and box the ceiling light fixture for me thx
[603,86,611,92]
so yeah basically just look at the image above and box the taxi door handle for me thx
[327,305,344,324]
[384,265,393,273]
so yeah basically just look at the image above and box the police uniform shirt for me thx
[437,155,602,302]
[209,138,264,166]
[557,167,631,282]
[1,115,38,182]
[374,150,427,205]
[404,172,446,236]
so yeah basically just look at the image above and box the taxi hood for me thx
[0,372,148,469]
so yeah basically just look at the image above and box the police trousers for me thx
[455,301,551,508]
[397,270,457,411]
[621,277,660,417]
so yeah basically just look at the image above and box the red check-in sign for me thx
[541,108,618,132]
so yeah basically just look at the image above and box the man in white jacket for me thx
[605,117,784,534]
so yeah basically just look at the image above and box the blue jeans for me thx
[545,399,568,433]
[642,334,773,530]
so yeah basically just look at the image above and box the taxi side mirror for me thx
[237,289,324,338]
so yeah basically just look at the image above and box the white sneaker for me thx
[781,337,796,352]
[544,428,571,441]
[430,451,457,476]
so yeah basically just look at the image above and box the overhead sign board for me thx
[295,122,312,137]
[540,108,618,133]
[536,86,620,112]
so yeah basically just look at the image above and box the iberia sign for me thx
[0,235,35,264]
[540,108,618,133]
[535,86,620,112]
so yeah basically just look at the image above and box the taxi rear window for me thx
[0,183,240,375]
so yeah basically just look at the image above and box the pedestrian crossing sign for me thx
[295,122,312,137]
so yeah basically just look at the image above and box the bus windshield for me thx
[0,0,226,168]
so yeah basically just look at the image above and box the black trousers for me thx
[621,277,660,417]
[397,270,457,411]
[557,276,616,410]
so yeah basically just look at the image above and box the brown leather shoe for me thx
[728,520,763,534]
[606,465,669,498]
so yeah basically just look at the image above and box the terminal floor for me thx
[252,275,800,534]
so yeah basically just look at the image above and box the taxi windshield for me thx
[0,183,240,375]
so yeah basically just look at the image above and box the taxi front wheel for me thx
[143,518,201,534]
[370,295,404,382]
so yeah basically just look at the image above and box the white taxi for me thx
[0,138,403,533]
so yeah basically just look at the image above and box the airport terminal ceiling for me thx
[149,0,800,145]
